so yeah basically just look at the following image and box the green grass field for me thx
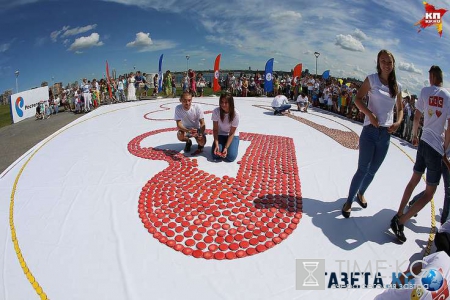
[0,105,12,129]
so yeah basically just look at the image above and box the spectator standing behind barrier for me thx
[127,73,137,101]
[403,95,414,142]
[211,94,240,162]
[81,78,92,112]
[189,69,197,97]
[53,95,60,114]
[134,71,145,100]
[171,75,177,98]
[163,70,172,97]
[391,65,450,243]
[153,74,159,96]
[197,73,205,97]
[342,49,404,219]
[242,76,249,97]
[182,72,189,92]
[117,76,125,102]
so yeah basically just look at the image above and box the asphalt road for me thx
[0,111,83,174]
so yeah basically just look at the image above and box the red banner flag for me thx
[106,60,113,99]
[213,54,221,92]
[293,63,302,85]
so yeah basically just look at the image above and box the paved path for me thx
[0,111,83,174]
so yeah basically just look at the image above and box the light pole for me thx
[51,76,54,96]
[186,55,190,71]
[314,52,320,77]
[14,70,19,93]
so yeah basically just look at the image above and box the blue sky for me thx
[0,0,449,95]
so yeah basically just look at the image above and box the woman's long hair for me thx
[376,49,398,98]
[219,93,235,123]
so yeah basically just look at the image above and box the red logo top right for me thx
[415,1,448,37]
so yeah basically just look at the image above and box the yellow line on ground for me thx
[9,102,149,299]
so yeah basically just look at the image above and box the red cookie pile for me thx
[128,128,302,260]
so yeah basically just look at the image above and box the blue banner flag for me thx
[158,54,164,92]
[264,58,274,93]
[322,70,330,80]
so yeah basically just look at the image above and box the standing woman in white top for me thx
[342,49,403,218]
[211,93,240,162]
[81,78,92,113]
[127,73,137,101]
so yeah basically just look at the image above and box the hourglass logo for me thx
[296,259,325,290]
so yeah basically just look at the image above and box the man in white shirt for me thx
[296,92,309,112]
[392,65,450,243]
[53,95,60,114]
[117,76,125,102]
[174,91,206,155]
[271,94,291,115]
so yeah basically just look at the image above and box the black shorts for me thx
[413,140,442,186]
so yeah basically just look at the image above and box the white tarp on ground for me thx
[0,97,441,299]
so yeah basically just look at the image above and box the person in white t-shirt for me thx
[174,91,206,155]
[391,65,450,243]
[211,93,240,162]
[342,50,404,219]
[271,94,291,115]
[53,95,60,114]
[375,220,450,300]
[296,92,309,112]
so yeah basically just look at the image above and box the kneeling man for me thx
[174,91,206,155]
[271,94,291,115]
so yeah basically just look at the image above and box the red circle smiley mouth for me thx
[128,128,302,260]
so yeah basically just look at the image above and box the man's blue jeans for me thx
[273,104,291,113]
[346,125,391,204]
[211,135,240,162]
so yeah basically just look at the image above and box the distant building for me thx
[53,82,63,96]
[1,90,13,105]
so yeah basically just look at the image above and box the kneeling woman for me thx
[212,94,240,162]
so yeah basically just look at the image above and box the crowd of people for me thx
[31,50,450,296]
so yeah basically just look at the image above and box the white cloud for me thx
[0,42,12,52]
[138,40,177,52]
[62,24,97,37]
[63,39,70,46]
[200,20,220,34]
[353,65,366,74]
[370,37,400,49]
[353,28,368,41]
[271,11,302,20]
[398,62,422,74]
[68,33,104,51]
[335,34,365,52]
[50,26,69,42]
[126,32,153,48]
[126,32,176,52]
